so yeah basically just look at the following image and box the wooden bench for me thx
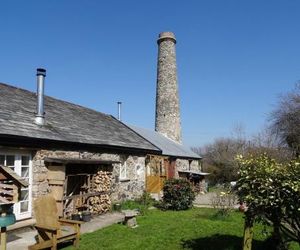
[28,194,83,250]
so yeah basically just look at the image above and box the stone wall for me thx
[32,149,146,202]
[111,155,146,201]
[175,159,201,177]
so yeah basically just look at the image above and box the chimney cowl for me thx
[36,68,46,76]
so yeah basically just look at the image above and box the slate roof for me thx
[0,83,160,153]
[128,125,201,159]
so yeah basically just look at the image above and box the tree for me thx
[193,137,247,185]
[270,83,300,156]
[248,128,293,163]
[236,154,300,249]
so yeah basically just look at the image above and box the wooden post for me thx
[0,227,7,250]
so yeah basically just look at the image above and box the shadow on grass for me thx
[182,234,268,250]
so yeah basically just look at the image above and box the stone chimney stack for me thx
[155,32,182,143]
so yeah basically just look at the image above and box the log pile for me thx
[89,170,112,214]
[88,194,111,214]
[64,170,113,217]
[93,171,112,192]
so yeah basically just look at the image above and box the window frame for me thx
[0,150,32,220]
[119,161,128,181]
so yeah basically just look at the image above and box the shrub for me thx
[135,191,154,208]
[161,178,195,210]
[236,154,300,248]
[135,191,155,215]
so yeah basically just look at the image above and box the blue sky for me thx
[1,1,299,147]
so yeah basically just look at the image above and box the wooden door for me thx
[166,159,176,178]
[146,156,167,193]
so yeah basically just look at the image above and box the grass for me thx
[62,208,300,250]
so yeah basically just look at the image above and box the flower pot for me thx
[71,214,81,221]
[81,212,91,222]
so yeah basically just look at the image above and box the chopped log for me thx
[87,194,111,214]
[64,170,112,216]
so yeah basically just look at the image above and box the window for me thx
[119,162,127,180]
[0,151,32,220]
[135,164,143,180]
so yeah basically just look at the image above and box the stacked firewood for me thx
[88,194,111,214]
[93,170,112,192]
[89,171,112,214]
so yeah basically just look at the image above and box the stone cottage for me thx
[0,74,162,221]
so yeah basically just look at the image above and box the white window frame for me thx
[119,161,127,180]
[0,150,32,220]
[135,164,142,180]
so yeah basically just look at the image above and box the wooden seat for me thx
[28,194,83,250]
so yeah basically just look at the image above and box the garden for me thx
[62,207,280,250]
[61,172,300,250]
[61,207,299,250]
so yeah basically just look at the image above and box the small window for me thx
[119,162,127,180]
[0,155,4,165]
[6,155,15,166]
[20,201,29,213]
[21,156,30,166]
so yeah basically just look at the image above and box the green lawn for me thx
[62,208,300,250]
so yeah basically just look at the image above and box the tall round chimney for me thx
[155,32,182,143]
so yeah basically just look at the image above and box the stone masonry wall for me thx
[155,32,182,143]
[32,149,146,203]
[175,159,201,177]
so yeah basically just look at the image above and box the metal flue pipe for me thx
[117,101,122,121]
[35,68,46,125]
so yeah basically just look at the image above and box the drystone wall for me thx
[32,149,146,202]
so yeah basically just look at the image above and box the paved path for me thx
[7,212,125,250]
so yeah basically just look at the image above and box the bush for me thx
[236,154,300,248]
[161,178,195,210]
[135,191,154,208]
